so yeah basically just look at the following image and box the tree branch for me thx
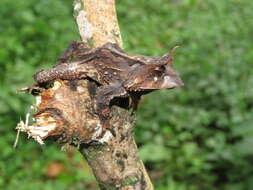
[73,0,154,189]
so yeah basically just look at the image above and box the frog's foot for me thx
[100,107,111,119]
[95,82,127,119]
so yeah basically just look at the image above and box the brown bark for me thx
[73,0,154,189]
[29,77,153,189]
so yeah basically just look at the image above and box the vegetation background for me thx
[1,0,253,189]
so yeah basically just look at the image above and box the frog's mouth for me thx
[160,75,184,89]
[126,70,184,91]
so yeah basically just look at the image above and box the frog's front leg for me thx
[95,82,128,123]
[34,62,87,84]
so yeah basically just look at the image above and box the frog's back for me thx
[51,41,143,85]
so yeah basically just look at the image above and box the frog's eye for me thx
[154,65,166,72]
[154,67,160,71]
[153,76,158,82]
[150,70,163,81]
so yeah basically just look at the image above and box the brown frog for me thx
[34,41,184,121]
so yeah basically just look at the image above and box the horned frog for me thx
[34,41,184,121]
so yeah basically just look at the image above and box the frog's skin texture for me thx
[34,41,184,121]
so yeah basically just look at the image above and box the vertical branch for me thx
[73,0,154,189]
[74,0,122,47]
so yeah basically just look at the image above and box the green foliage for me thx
[1,0,253,189]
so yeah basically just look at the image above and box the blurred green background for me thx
[1,0,253,189]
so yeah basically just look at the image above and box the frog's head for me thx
[125,53,184,91]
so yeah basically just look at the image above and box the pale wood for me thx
[74,0,122,47]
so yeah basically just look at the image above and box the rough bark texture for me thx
[30,78,153,189]
[80,108,150,190]
[73,0,154,189]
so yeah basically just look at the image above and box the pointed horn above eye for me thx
[162,45,180,65]
[161,52,173,65]
[171,45,180,55]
